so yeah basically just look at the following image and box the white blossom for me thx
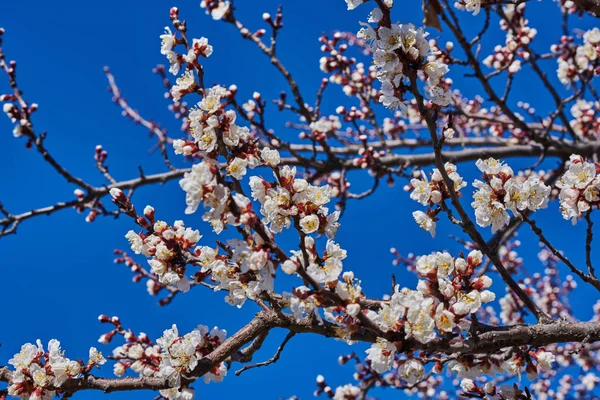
[536,351,555,371]
[227,157,248,180]
[260,147,281,166]
[345,0,364,10]
[299,214,320,234]
[88,347,106,366]
[412,210,436,237]
[398,359,424,385]
[365,340,396,373]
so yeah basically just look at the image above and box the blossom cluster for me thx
[161,20,274,235]
[195,235,276,308]
[249,167,340,236]
[453,0,483,15]
[471,158,550,232]
[318,31,378,101]
[1,98,33,138]
[365,249,495,374]
[283,240,356,323]
[451,347,555,389]
[200,0,230,21]
[112,189,278,308]
[177,158,225,227]
[556,154,600,224]
[173,83,283,232]
[117,199,201,293]
[308,115,343,140]
[156,324,227,393]
[7,340,104,400]
[318,265,562,397]
[98,316,226,399]
[552,27,599,87]
[321,270,365,325]
[352,5,452,111]
[281,236,365,326]
[482,4,537,75]
[345,0,394,11]
[178,160,261,235]
[160,20,213,80]
[406,162,467,237]
[316,354,444,399]
[97,315,159,377]
[569,99,600,139]
[160,9,287,231]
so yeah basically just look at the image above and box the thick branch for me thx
[0,313,274,394]
[572,0,600,17]
[279,313,600,356]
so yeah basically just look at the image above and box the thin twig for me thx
[585,210,596,278]
[234,331,296,376]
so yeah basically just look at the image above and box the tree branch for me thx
[234,331,295,376]
[572,0,600,17]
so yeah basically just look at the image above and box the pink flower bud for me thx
[109,188,124,200]
[346,303,361,318]
[98,334,111,344]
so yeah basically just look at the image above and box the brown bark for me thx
[573,0,600,17]
[2,312,600,395]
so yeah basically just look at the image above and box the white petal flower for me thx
[260,147,281,166]
[435,304,456,333]
[345,0,364,10]
[307,261,342,283]
[452,290,482,315]
[113,363,126,377]
[333,384,361,400]
[281,259,298,275]
[429,87,452,106]
[536,351,555,371]
[160,27,176,55]
[227,157,248,180]
[88,347,106,366]
[476,158,504,175]
[443,127,455,139]
[410,173,431,205]
[460,378,476,392]
[398,359,424,385]
[170,71,196,101]
[365,340,396,373]
[346,304,361,318]
[412,211,436,237]
[202,0,230,20]
[299,214,320,234]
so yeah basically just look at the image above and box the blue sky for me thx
[0,0,598,399]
